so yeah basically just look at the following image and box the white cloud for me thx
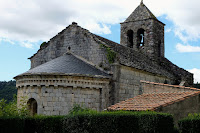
[84,23,111,34]
[146,0,200,42]
[176,43,200,53]
[165,28,172,33]
[0,37,38,49]
[188,68,200,83]
[20,42,34,49]
[0,0,129,47]
[0,38,15,45]
[1,0,200,47]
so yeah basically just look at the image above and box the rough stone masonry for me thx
[15,2,193,115]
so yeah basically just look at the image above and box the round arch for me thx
[27,98,37,116]
[127,30,134,48]
[137,28,145,48]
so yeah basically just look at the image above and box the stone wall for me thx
[159,57,194,86]
[140,80,200,124]
[157,94,200,124]
[120,19,164,58]
[113,45,175,79]
[16,75,110,115]
[141,81,198,94]
[112,44,193,86]
[113,64,171,103]
[30,23,110,70]
[29,22,193,86]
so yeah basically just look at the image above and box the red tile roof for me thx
[107,91,200,111]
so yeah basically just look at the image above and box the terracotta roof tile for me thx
[107,91,200,111]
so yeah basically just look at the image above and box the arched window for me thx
[27,98,37,116]
[127,30,133,48]
[137,28,145,47]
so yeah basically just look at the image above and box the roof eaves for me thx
[14,72,111,80]
[120,18,165,25]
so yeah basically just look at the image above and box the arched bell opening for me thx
[137,28,145,48]
[127,30,134,48]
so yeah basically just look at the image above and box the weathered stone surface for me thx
[158,93,200,125]
[16,75,110,115]
[15,2,194,116]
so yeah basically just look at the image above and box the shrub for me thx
[179,113,200,133]
[40,42,47,48]
[63,111,175,133]
[0,117,24,133]
[0,110,176,133]
[24,116,64,133]
[0,96,30,117]
[69,104,93,115]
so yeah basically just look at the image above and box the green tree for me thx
[0,80,17,103]
[0,95,30,117]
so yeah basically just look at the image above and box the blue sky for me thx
[0,0,200,83]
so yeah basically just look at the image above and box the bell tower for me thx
[120,1,165,58]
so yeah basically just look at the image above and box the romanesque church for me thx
[15,1,200,122]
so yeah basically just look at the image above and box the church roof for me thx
[27,21,191,82]
[107,91,200,111]
[123,3,162,24]
[17,53,110,78]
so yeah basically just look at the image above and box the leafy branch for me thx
[100,44,116,64]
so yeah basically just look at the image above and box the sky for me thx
[0,0,200,83]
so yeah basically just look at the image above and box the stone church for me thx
[15,1,199,119]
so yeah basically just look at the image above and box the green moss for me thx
[40,42,47,48]
[100,44,116,64]
[98,62,103,67]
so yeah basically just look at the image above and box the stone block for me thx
[48,88,53,93]
[59,97,65,102]
[46,111,51,115]
[43,102,47,106]
[66,89,72,94]
[53,89,58,93]
[79,98,84,103]
[56,93,62,97]
[82,95,87,99]
[55,102,61,107]
[51,111,57,115]
[50,93,55,97]
[66,94,72,98]
[43,93,49,97]
[74,98,79,103]
[61,102,67,107]
[120,89,125,94]
[44,106,50,111]
[54,106,61,111]
[47,97,52,102]
[47,102,53,106]
[86,99,92,103]
[52,97,58,102]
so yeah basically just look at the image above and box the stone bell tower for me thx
[120,1,165,58]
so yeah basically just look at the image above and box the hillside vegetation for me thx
[0,81,17,103]
[194,83,200,89]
